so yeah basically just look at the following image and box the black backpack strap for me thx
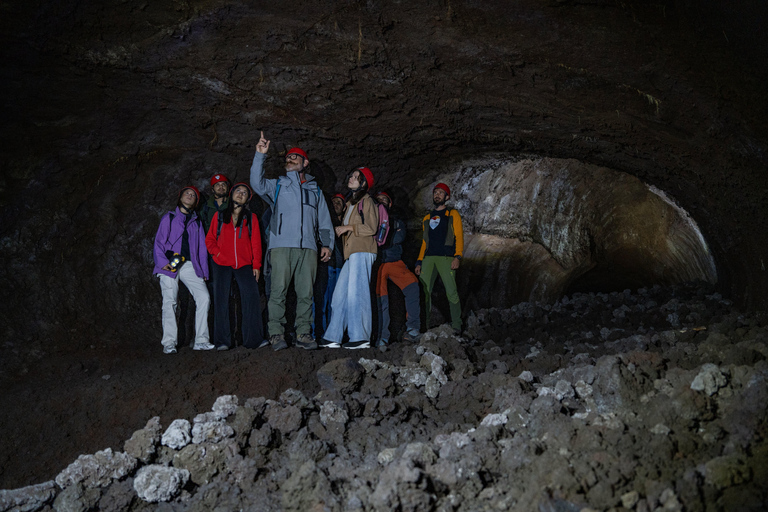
[217,211,224,239]
[217,211,253,239]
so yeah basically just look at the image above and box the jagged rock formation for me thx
[1,1,767,371]
[2,284,766,511]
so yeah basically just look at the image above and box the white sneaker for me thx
[163,345,177,354]
[193,341,215,351]
[344,340,370,350]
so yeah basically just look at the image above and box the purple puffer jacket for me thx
[153,208,209,279]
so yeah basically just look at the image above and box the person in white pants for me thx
[152,186,214,354]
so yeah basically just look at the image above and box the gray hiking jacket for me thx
[250,151,334,252]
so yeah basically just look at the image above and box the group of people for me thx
[152,132,464,353]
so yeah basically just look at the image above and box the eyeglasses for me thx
[285,154,301,162]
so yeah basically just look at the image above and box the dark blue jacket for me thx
[380,215,407,263]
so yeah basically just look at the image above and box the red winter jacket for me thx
[205,211,262,270]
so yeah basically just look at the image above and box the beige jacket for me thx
[342,195,379,259]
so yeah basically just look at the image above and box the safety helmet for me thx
[210,174,230,187]
[179,186,201,207]
[229,182,254,202]
[434,182,451,199]
[357,167,375,189]
[286,147,309,161]
[375,191,392,207]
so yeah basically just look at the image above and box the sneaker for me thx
[271,334,288,352]
[256,339,270,349]
[216,345,230,351]
[193,341,215,351]
[296,334,318,350]
[402,331,421,343]
[374,338,388,348]
[344,340,370,350]
[163,346,177,354]
[318,338,341,349]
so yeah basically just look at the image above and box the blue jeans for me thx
[324,252,376,343]
[312,265,341,339]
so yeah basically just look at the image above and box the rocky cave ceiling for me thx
[0,0,766,349]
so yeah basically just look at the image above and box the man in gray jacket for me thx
[250,131,333,351]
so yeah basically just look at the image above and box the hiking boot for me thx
[402,330,421,343]
[193,341,215,351]
[318,338,341,349]
[296,334,318,350]
[344,340,370,350]
[271,334,288,352]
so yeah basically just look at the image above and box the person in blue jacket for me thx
[250,131,334,351]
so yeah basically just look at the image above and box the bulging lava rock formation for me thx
[1,1,767,362]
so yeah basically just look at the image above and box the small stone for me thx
[377,448,397,465]
[161,419,191,450]
[211,395,239,419]
[621,490,640,508]
[133,465,189,503]
[124,416,162,463]
[480,411,509,427]
[319,401,349,426]
[518,371,534,383]
[191,420,234,444]
[690,363,727,396]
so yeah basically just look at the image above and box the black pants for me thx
[211,262,264,348]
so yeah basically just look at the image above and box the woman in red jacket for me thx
[205,182,266,350]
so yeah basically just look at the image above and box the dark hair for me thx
[346,169,369,205]
[222,199,250,229]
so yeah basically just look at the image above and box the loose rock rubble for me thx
[2,284,766,511]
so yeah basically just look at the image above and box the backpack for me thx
[357,198,390,246]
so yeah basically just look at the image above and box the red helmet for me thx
[357,167,374,189]
[286,147,309,161]
[179,186,201,207]
[332,193,346,202]
[229,182,253,202]
[434,182,451,199]
[210,173,230,187]
[375,191,392,206]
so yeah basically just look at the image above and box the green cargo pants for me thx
[268,247,317,336]
[419,255,462,331]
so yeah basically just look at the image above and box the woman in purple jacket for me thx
[152,186,214,354]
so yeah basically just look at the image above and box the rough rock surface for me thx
[0,481,56,512]
[54,449,136,490]
[4,284,766,511]
[1,0,767,390]
[132,465,190,503]
[122,417,161,463]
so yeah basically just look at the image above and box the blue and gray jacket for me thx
[249,151,334,252]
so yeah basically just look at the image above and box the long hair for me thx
[347,170,369,205]
[222,199,250,229]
